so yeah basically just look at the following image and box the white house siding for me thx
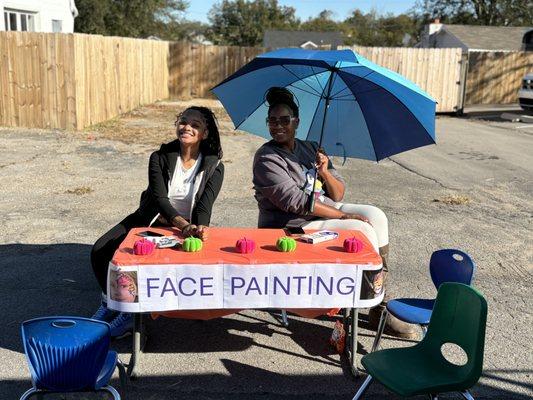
[1,0,77,33]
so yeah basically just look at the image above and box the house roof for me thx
[442,24,532,51]
[263,30,343,49]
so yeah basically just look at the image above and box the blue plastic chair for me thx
[372,249,475,351]
[20,316,125,399]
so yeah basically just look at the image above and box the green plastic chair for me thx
[353,282,487,400]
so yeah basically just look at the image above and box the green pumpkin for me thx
[182,237,203,252]
[276,236,297,252]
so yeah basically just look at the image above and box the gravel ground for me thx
[0,100,531,399]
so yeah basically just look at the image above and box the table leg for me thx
[281,309,289,327]
[126,313,143,379]
[350,308,359,377]
[343,308,359,377]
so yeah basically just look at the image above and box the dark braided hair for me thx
[177,106,223,159]
[266,87,299,118]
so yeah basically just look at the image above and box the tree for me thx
[300,10,340,32]
[74,0,111,35]
[207,0,299,46]
[413,0,533,26]
[342,10,418,47]
[74,0,189,39]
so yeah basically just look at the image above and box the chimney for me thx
[429,18,443,36]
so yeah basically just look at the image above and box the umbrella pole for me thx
[309,69,337,213]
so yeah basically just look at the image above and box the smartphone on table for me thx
[138,230,164,237]
[284,219,306,236]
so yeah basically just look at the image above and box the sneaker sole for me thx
[112,331,132,340]
[92,315,119,323]
[383,328,419,340]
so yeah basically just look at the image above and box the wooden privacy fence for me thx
[169,43,465,113]
[2,33,532,131]
[169,41,269,99]
[340,46,466,113]
[0,32,168,129]
[465,51,533,105]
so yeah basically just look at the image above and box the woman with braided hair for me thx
[90,106,224,337]
[252,87,417,339]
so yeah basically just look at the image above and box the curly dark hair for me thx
[265,87,299,118]
[176,106,223,159]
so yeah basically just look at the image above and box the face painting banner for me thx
[107,262,384,313]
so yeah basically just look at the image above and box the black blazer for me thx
[136,140,224,226]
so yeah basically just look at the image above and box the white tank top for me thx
[168,154,203,220]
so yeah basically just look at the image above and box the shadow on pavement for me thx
[0,243,98,354]
[461,104,533,122]
[2,244,530,399]
[4,366,532,399]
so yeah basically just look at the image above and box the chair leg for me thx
[101,385,121,400]
[117,357,128,388]
[421,325,428,337]
[281,309,289,327]
[19,388,38,400]
[352,375,373,400]
[460,390,475,400]
[370,308,387,352]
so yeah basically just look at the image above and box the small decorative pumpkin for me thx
[133,239,156,255]
[343,237,364,253]
[236,237,256,254]
[182,237,203,252]
[276,236,297,252]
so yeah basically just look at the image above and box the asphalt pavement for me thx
[0,110,531,399]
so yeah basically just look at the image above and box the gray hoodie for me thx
[253,139,345,228]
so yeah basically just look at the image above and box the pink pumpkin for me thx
[343,237,364,253]
[133,239,155,255]
[236,237,256,254]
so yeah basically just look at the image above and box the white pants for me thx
[301,203,388,252]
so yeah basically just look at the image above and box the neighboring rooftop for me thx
[263,30,343,49]
[445,24,532,50]
[438,24,532,51]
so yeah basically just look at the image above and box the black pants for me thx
[91,213,144,294]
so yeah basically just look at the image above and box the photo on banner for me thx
[360,269,384,300]
[107,265,141,312]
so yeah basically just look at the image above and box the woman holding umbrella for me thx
[253,87,416,339]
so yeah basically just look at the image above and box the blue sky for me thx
[184,0,418,23]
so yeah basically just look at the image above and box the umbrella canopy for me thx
[212,48,436,162]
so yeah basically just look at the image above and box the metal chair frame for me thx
[371,249,475,351]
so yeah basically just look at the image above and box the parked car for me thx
[518,73,533,111]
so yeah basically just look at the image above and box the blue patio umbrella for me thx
[211,48,436,209]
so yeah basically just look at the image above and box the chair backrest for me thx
[21,316,110,392]
[430,249,475,289]
[423,283,487,389]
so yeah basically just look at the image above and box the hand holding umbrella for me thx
[310,147,345,211]
[212,48,436,212]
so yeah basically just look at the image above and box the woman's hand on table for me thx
[341,213,372,225]
[196,225,208,241]
[181,224,209,241]
[182,224,198,237]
